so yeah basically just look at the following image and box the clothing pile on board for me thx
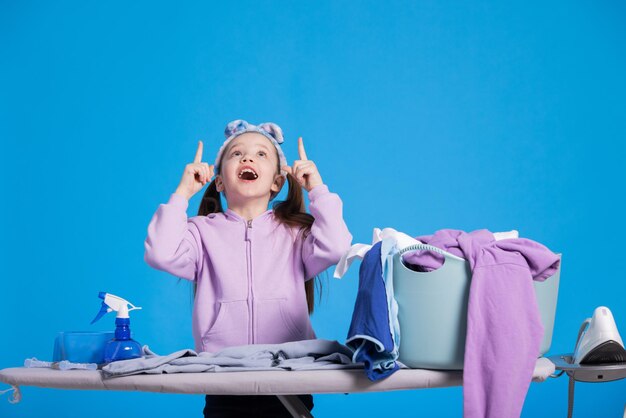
[334,227,561,418]
[101,339,361,379]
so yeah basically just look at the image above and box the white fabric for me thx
[531,357,556,382]
[493,230,520,241]
[334,227,421,278]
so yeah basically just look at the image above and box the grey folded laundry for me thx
[102,339,362,379]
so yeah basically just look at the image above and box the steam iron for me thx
[548,306,626,418]
[573,306,626,365]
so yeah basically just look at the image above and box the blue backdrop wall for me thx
[1,1,625,417]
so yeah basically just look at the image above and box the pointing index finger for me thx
[298,137,308,161]
[194,141,203,163]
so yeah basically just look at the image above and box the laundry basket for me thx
[393,243,561,370]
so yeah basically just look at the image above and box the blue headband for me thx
[214,119,288,177]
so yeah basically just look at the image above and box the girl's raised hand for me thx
[282,137,324,192]
[175,140,214,200]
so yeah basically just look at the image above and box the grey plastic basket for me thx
[393,243,561,370]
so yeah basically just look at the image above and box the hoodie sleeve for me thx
[302,184,353,279]
[144,193,203,281]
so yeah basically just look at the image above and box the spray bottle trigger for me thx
[91,302,111,325]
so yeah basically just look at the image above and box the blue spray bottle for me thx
[91,292,143,363]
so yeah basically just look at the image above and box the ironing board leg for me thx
[276,395,313,418]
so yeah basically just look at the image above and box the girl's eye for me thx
[258,151,266,157]
[231,151,241,156]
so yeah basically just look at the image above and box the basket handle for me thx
[397,243,466,262]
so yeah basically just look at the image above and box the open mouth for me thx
[238,168,259,181]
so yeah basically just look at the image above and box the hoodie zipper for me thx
[245,219,254,344]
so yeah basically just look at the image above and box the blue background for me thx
[1,1,625,416]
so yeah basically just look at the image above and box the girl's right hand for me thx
[175,141,214,200]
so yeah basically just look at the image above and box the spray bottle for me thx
[91,292,143,363]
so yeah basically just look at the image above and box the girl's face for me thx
[215,132,285,202]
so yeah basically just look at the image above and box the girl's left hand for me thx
[282,137,324,192]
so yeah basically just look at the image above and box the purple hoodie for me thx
[144,184,352,353]
[404,229,560,418]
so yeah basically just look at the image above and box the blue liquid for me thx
[104,339,142,362]
[104,317,142,363]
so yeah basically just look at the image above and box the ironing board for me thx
[0,358,555,418]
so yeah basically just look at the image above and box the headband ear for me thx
[224,119,250,139]
[257,122,284,144]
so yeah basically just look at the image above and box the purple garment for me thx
[144,184,352,353]
[403,229,560,418]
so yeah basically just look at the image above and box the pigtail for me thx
[198,180,223,215]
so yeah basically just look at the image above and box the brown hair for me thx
[192,170,324,315]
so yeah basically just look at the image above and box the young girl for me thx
[144,119,352,417]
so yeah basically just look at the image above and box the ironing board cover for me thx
[0,358,555,401]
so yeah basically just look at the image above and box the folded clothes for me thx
[102,339,362,379]
[24,358,97,371]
